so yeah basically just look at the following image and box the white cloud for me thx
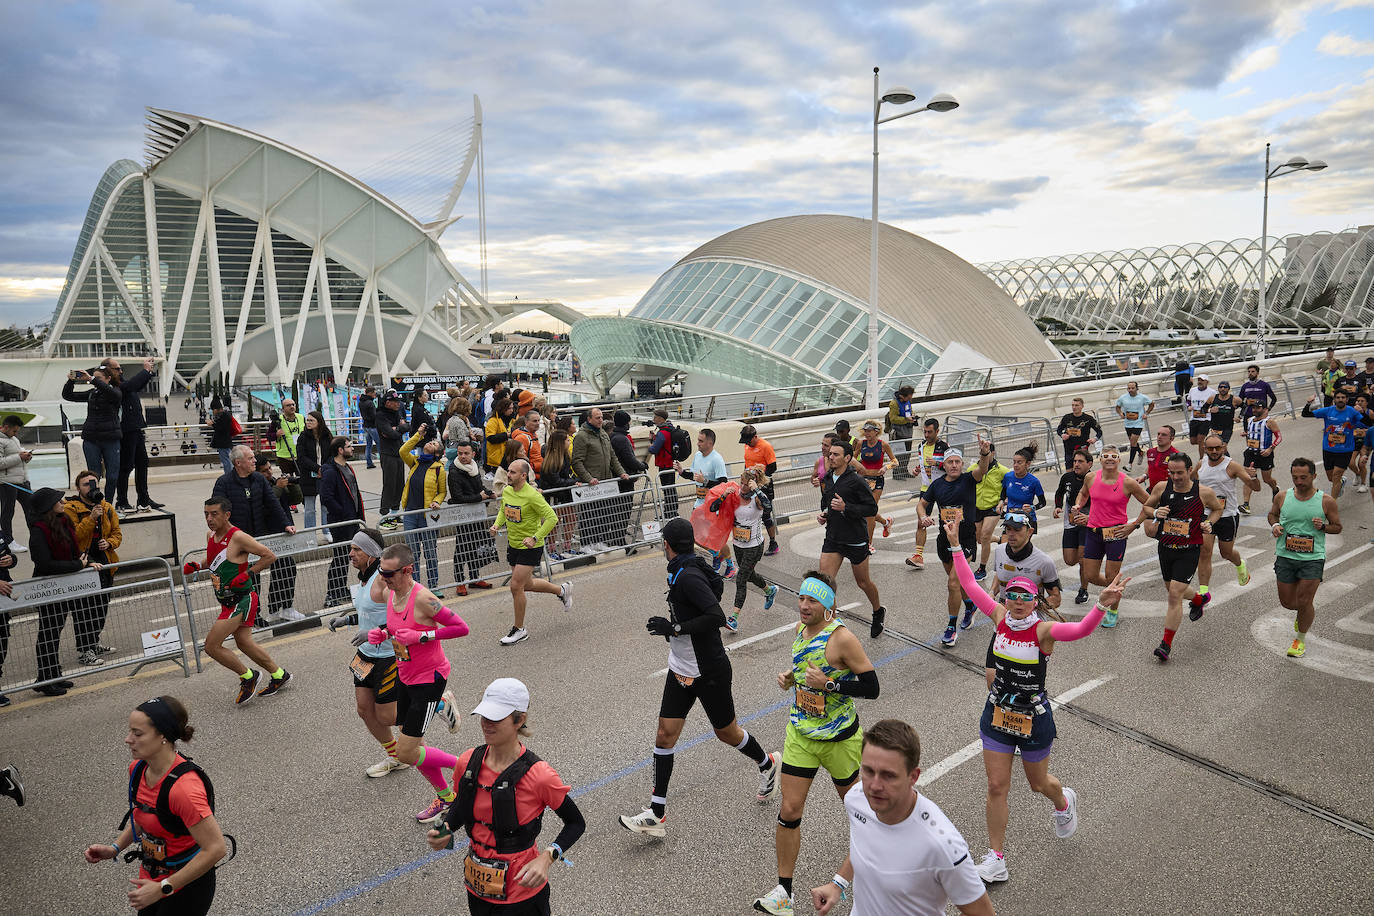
[1227,45,1281,81]
[1317,32,1374,56]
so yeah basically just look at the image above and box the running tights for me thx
[732,543,769,608]
[417,745,459,792]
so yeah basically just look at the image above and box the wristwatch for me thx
[160,879,175,896]
[824,679,838,693]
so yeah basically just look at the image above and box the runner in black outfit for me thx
[1054,449,1093,604]
[620,517,780,837]
[1055,399,1102,469]
[817,440,886,638]
[1204,382,1241,450]
[916,440,992,646]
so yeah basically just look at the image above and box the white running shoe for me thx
[1053,786,1079,838]
[757,751,781,801]
[281,607,306,621]
[752,884,794,914]
[977,849,1009,883]
[1360,485,1370,494]
[499,626,529,646]
[437,689,458,733]
[9,541,26,553]
[619,807,666,837]
[560,581,573,611]
[366,757,410,778]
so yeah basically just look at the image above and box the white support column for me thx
[226,220,266,382]
[96,255,107,340]
[165,200,209,382]
[371,285,389,376]
[203,205,229,380]
[261,224,288,380]
[317,254,343,381]
[285,247,320,380]
[144,177,171,396]
[341,274,376,379]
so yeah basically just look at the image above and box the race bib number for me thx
[674,673,695,688]
[348,655,374,680]
[1066,427,1081,437]
[795,686,827,717]
[392,639,410,662]
[1246,438,1260,449]
[1125,411,1139,421]
[503,505,522,523]
[1209,429,1225,438]
[1327,431,1346,446]
[140,835,168,864]
[991,705,1032,737]
[695,485,707,499]
[732,525,751,543]
[939,507,964,525]
[464,853,509,900]
[1285,534,1315,553]
[866,477,877,490]
[1193,409,1208,419]
[1162,518,1190,538]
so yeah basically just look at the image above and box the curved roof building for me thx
[571,214,1060,398]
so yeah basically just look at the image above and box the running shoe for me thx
[0,694,9,707]
[1075,587,1089,605]
[882,517,892,538]
[960,600,976,630]
[1153,640,1171,663]
[0,764,25,807]
[757,751,781,801]
[753,885,794,915]
[619,808,666,837]
[726,612,740,632]
[257,670,292,697]
[763,584,778,610]
[1287,638,1306,658]
[235,670,260,705]
[1238,503,1251,515]
[711,551,722,572]
[764,542,780,557]
[415,796,451,825]
[1333,476,1345,499]
[559,581,573,610]
[1236,560,1250,586]
[976,849,1009,883]
[471,580,494,589]
[452,584,469,597]
[870,606,886,638]
[974,565,987,581]
[500,626,529,646]
[723,562,737,579]
[366,757,410,778]
[1361,485,1371,494]
[941,625,958,647]
[1053,786,1078,838]
[1188,590,1211,621]
[867,544,876,555]
[438,689,458,732]
[1100,607,1118,628]
[905,552,924,570]
[77,650,104,667]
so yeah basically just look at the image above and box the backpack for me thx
[669,425,693,461]
[122,757,215,838]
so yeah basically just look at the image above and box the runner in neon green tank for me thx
[1268,457,1342,659]
[752,571,879,916]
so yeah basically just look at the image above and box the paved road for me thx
[4,411,1373,915]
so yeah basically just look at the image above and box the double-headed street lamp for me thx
[1257,141,1327,359]
[867,67,958,411]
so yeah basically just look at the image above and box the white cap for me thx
[471,677,530,720]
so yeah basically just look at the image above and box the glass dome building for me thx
[571,214,1060,398]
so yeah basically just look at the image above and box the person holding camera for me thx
[63,470,122,666]
[113,356,163,513]
[62,365,124,485]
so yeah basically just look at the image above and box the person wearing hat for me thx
[609,409,646,550]
[204,397,235,475]
[620,517,780,839]
[852,420,897,552]
[0,413,34,552]
[429,678,587,914]
[376,389,411,529]
[1335,359,1362,402]
[647,407,682,519]
[988,511,1060,607]
[916,439,994,647]
[740,425,781,556]
[1184,373,1218,457]
[27,486,102,694]
[948,516,1123,884]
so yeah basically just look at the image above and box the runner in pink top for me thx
[1070,445,1149,628]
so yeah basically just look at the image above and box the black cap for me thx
[30,487,65,517]
[383,388,401,402]
[739,425,757,444]
[663,517,695,553]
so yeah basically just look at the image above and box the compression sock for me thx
[416,745,459,792]
[779,877,793,896]
[735,729,769,767]
[1130,445,1142,465]
[1162,628,1176,647]
[948,614,958,630]
[652,746,674,818]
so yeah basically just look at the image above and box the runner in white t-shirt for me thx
[811,719,994,916]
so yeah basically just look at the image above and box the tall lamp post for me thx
[868,67,958,410]
[1257,142,1326,359]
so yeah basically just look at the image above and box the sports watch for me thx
[160,879,175,896]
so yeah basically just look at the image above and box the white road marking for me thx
[1251,617,1374,684]
[649,602,862,677]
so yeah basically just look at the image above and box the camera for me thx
[285,476,300,485]
[641,419,655,427]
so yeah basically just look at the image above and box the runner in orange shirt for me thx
[741,425,781,556]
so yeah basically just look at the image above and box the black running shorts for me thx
[659,668,737,729]
[396,672,446,738]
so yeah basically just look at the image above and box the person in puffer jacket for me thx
[62,366,123,485]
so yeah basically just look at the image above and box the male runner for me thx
[1193,434,1259,610]
[1269,457,1342,658]
[1055,398,1101,469]
[1130,453,1224,662]
[1335,359,1362,401]
[1184,373,1219,457]
[183,496,291,704]
[1239,402,1282,515]
[488,458,572,646]
[905,418,948,570]
[916,441,991,646]
[990,512,1061,607]
[620,518,779,838]
[1138,425,1180,492]
[1238,364,1277,421]
[752,571,879,916]
[1203,381,1241,450]
[1301,391,1366,498]
[1114,381,1153,470]
[676,428,732,575]
[741,424,782,556]
[363,543,472,823]
[809,719,993,916]
[1054,449,1092,604]
[817,439,886,637]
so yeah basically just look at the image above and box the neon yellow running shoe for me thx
[1287,638,1306,658]
[1236,560,1250,586]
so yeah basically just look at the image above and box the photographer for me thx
[62,470,122,666]
[113,356,162,513]
[62,365,124,485]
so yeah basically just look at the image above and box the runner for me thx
[1351,394,1372,494]
[1300,391,1365,498]
[973,442,1007,581]
[620,518,780,838]
[1055,398,1102,470]
[1203,381,1241,451]
[1138,424,1180,491]
[808,719,993,916]
[989,512,1061,607]
[488,458,572,646]
[1185,373,1219,457]
[1070,446,1150,628]
[428,678,587,916]
[905,418,949,570]
[950,520,1120,885]
[182,497,292,704]
[818,439,887,637]
[809,432,836,489]
[853,421,897,551]
[83,696,228,914]
[752,572,879,916]
[708,466,780,632]
[998,443,1046,531]
[915,439,992,645]
[1239,403,1282,515]
[1193,434,1260,607]
[1357,357,1374,401]
[1114,381,1153,470]
[741,425,782,556]
[363,542,472,823]
[1129,453,1224,662]
[1053,449,1092,604]
[675,428,732,576]
[1238,364,1277,422]
[1335,360,1362,402]
[1269,457,1342,659]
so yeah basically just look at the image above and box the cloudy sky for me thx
[2,0,1372,331]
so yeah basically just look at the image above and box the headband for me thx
[798,576,835,610]
[351,530,384,558]
[136,697,181,742]
[944,448,963,462]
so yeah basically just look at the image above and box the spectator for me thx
[493,438,526,497]
[0,540,15,706]
[61,366,123,485]
[410,388,437,446]
[511,409,544,473]
[296,410,332,530]
[62,470,121,665]
[358,385,379,469]
[647,408,680,519]
[447,440,495,595]
[484,396,517,474]
[399,424,446,593]
[29,486,99,695]
[610,409,646,547]
[515,389,536,422]
[320,435,365,606]
[206,397,235,474]
[212,445,300,623]
[0,415,33,551]
[444,396,480,453]
[530,396,549,443]
[887,384,917,476]
[480,375,506,425]
[570,407,630,550]
[537,401,557,449]
[273,399,305,509]
[538,430,580,560]
[111,356,162,513]
[376,389,409,529]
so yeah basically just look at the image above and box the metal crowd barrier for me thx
[0,557,192,699]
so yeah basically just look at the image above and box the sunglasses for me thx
[1005,589,1036,602]
[378,566,412,578]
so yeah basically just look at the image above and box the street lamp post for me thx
[867,67,958,411]
[1256,141,1327,359]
